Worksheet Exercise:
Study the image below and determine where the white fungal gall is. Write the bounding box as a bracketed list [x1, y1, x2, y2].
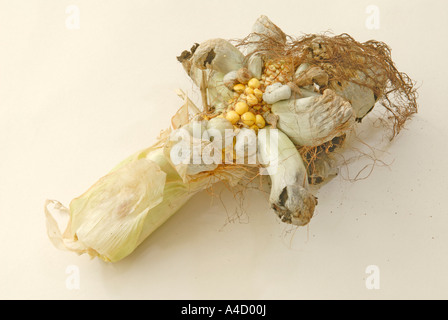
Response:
[247, 15, 287, 55]
[183, 120, 209, 140]
[272, 89, 354, 146]
[294, 63, 310, 78]
[247, 54, 263, 79]
[192, 38, 244, 74]
[223, 71, 239, 89]
[234, 128, 258, 164]
[329, 74, 377, 120]
[257, 128, 316, 226]
[262, 83, 292, 104]
[206, 117, 234, 150]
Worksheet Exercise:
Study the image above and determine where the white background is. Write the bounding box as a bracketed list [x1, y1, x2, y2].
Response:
[1, 0, 447, 299]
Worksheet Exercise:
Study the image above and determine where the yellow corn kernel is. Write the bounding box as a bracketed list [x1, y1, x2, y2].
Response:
[250, 124, 259, 133]
[226, 110, 240, 124]
[241, 112, 256, 126]
[233, 83, 245, 93]
[246, 94, 258, 107]
[234, 101, 249, 115]
[253, 88, 263, 100]
[255, 114, 266, 128]
[262, 105, 270, 112]
[244, 87, 254, 95]
[248, 78, 261, 89]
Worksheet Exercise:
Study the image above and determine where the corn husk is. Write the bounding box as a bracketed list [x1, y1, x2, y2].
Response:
[45, 102, 247, 262]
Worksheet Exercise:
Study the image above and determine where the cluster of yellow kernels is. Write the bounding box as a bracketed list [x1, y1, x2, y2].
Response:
[225, 78, 267, 132]
[261, 59, 293, 87]
[223, 59, 295, 132]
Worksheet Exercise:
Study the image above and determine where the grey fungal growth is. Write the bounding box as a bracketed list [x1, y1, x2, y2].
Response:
[263, 83, 292, 104]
